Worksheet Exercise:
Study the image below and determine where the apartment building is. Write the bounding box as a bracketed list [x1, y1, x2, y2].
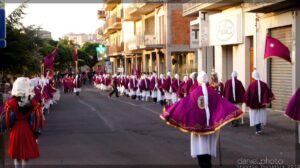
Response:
[183, 0, 300, 112]
[99, 0, 196, 76]
[63, 33, 98, 47]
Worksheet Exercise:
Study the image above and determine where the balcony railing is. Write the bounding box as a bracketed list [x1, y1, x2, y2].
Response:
[103, 15, 122, 35]
[129, 1, 162, 17]
[123, 5, 141, 21]
[182, 1, 202, 16]
[107, 43, 123, 56]
[103, 0, 120, 11]
[144, 35, 157, 45]
[128, 36, 139, 50]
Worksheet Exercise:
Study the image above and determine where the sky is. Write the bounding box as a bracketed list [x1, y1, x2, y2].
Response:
[5, 3, 104, 40]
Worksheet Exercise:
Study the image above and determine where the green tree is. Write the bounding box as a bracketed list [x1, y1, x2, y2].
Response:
[78, 42, 98, 68]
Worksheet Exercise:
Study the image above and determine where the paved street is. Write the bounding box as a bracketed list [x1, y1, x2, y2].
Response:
[5, 85, 297, 167]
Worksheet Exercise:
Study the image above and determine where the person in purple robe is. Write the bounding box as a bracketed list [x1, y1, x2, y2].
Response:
[140, 74, 151, 101]
[244, 70, 274, 135]
[150, 72, 158, 103]
[209, 70, 224, 95]
[116, 75, 121, 94]
[285, 87, 300, 143]
[100, 75, 105, 91]
[124, 75, 130, 97]
[119, 75, 125, 96]
[162, 71, 172, 104]
[224, 71, 245, 127]
[183, 72, 198, 96]
[176, 75, 188, 99]
[161, 71, 244, 168]
[73, 74, 82, 96]
[157, 74, 165, 105]
[129, 75, 138, 99]
[136, 77, 142, 101]
[171, 73, 181, 104]
[62, 75, 68, 93]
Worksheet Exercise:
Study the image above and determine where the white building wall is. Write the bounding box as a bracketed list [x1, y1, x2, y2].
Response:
[211, 6, 256, 87]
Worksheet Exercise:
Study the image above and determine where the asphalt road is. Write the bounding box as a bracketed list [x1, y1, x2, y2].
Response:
[4, 85, 298, 167]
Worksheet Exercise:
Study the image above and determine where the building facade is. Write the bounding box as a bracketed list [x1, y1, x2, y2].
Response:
[183, 1, 300, 112]
[63, 33, 98, 47]
[99, 1, 197, 76]
[39, 30, 52, 40]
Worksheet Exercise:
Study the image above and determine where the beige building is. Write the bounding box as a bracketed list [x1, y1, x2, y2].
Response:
[39, 30, 52, 40]
[183, 1, 300, 112]
[99, 0, 196, 76]
[63, 33, 98, 47]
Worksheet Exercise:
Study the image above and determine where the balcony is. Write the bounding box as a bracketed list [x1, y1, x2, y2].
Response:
[103, 0, 121, 11]
[140, 35, 164, 49]
[108, 43, 124, 56]
[183, 2, 202, 16]
[129, 2, 162, 17]
[128, 36, 139, 50]
[123, 5, 142, 21]
[103, 16, 122, 35]
[182, 0, 243, 15]
[245, 0, 299, 13]
[98, 10, 106, 19]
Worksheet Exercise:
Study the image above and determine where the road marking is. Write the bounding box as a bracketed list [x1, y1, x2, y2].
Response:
[77, 98, 115, 132]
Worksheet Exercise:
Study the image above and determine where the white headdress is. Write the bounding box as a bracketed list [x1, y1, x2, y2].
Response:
[197, 71, 210, 127]
[252, 70, 261, 103]
[12, 77, 32, 107]
[231, 71, 238, 102]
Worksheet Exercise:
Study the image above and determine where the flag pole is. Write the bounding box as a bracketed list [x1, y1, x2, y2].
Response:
[41, 63, 44, 77]
[75, 60, 78, 75]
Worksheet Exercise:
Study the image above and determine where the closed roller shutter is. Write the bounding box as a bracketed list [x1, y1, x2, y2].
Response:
[270, 26, 292, 111]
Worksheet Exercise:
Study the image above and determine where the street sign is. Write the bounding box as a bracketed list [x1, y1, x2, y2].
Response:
[96, 44, 106, 54]
[0, 39, 5, 48]
[0, 9, 5, 48]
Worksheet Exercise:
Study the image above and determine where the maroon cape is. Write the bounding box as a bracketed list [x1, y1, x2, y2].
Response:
[171, 79, 181, 93]
[149, 77, 157, 90]
[285, 88, 300, 121]
[162, 77, 172, 91]
[209, 82, 224, 95]
[161, 86, 243, 134]
[129, 78, 138, 91]
[140, 78, 150, 91]
[224, 78, 245, 104]
[244, 80, 274, 109]
[176, 81, 186, 98]
[157, 79, 164, 94]
[183, 79, 198, 95]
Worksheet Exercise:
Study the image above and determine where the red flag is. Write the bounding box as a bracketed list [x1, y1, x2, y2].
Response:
[43, 47, 58, 70]
[264, 35, 291, 62]
[73, 48, 78, 61]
